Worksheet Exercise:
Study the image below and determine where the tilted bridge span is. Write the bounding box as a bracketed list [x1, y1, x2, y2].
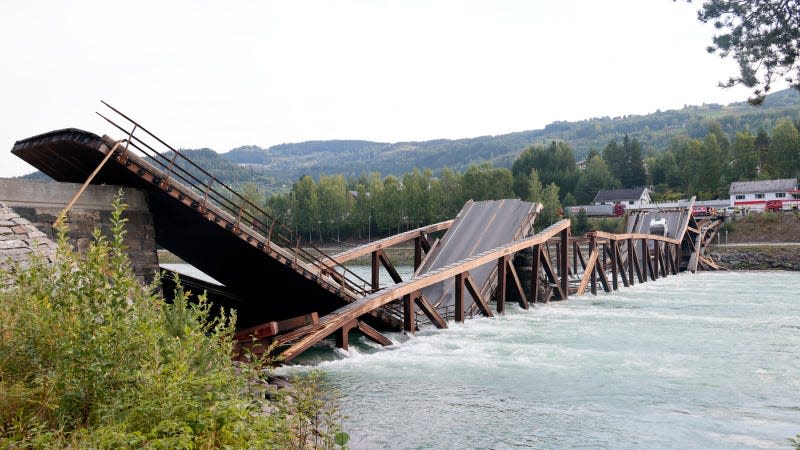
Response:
[10, 103, 724, 363]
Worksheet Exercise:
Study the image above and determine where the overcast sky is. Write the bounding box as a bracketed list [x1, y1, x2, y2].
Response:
[0, 0, 766, 178]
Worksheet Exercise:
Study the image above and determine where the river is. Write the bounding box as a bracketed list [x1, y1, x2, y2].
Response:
[276, 270, 800, 449]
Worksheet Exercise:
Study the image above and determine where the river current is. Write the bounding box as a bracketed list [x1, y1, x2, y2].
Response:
[277, 270, 800, 449]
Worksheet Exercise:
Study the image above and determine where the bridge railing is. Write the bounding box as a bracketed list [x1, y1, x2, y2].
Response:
[96, 102, 374, 297]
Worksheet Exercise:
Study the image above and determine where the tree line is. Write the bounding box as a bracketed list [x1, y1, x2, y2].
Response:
[241, 117, 800, 243]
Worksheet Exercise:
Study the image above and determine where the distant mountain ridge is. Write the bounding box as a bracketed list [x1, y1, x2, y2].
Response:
[21, 88, 800, 192]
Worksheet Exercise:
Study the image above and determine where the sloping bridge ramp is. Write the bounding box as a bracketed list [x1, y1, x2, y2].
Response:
[11, 107, 412, 331]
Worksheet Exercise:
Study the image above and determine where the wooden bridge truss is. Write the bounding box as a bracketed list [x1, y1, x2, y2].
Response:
[10, 102, 724, 365]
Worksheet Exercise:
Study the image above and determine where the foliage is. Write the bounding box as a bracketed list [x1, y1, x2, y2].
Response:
[791, 433, 800, 450]
[689, 0, 800, 104]
[0, 191, 346, 449]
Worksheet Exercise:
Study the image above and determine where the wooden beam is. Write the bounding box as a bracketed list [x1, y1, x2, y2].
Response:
[378, 250, 404, 284]
[626, 238, 634, 285]
[455, 273, 465, 322]
[234, 321, 279, 341]
[415, 293, 448, 329]
[609, 240, 618, 290]
[335, 320, 357, 350]
[356, 320, 393, 346]
[414, 236, 423, 269]
[506, 258, 529, 309]
[630, 239, 643, 283]
[587, 235, 597, 295]
[575, 241, 587, 270]
[532, 244, 541, 302]
[403, 293, 416, 333]
[595, 257, 611, 293]
[614, 241, 630, 288]
[275, 312, 319, 333]
[322, 220, 453, 265]
[575, 249, 598, 296]
[540, 246, 566, 300]
[465, 272, 494, 318]
[496, 256, 507, 313]
[371, 250, 380, 290]
[279, 220, 571, 361]
[560, 228, 569, 300]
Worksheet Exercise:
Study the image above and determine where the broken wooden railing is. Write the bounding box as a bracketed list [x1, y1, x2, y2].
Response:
[276, 219, 572, 362]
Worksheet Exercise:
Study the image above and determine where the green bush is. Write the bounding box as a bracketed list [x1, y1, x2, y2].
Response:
[0, 191, 347, 449]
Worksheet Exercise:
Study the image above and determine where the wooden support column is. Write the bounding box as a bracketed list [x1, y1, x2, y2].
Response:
[403, 293, 415, 333]
[335, 320, 357, 350]
[626, 238, 634, 285]
[506, 258, 529, 309]
[589, 233, 597, 295]
[614, 242, 630, 288]
[640, 238, 649, 282]
[496, 256, 507, 314]
[560, 228, 569, 300]
[668, 244, 678, 275]
[378, 250, 404, 284]
[371, 250, 380, 290]
[540, 246, 565, 300]
[630, 239, 643, 283]
[610, 239, 619, 290]
[356, 321, 392, 346]
[555, 242, 561, 278]
[653, 241, 660, 279]
[464, 273, 494, 317]
[414, 237, 423, 270]
[454, 273, 465, 322]
[572, 241, 578, 275]
[531, 244, 541, 303]
[415, 294, 448, 329]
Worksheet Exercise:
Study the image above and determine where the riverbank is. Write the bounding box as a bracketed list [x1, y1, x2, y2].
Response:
[709, 244, 800, 271]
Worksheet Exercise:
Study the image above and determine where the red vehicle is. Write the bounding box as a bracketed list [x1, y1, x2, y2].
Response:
[692, 206, 717, 217]
[765, 200, 783, 212]
[613, 203, 625, 217]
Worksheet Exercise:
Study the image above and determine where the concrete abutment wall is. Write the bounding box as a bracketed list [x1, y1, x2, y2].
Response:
[0, 178, 159, 283]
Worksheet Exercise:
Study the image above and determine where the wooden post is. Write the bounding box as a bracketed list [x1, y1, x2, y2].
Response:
[371, 250, 380, 290]
[414, 237, 423, 270]
[627, 238, 635, 285]
[572, 240, 578, 275]
[560, 228, 569, 300]
[610, 238, 618, 290]
[640, 238, 648, 283]
[455, 273, 465, 322]
[496, 256, 507, 314]
[531, 244, 541, 303]
[589, 233, 597, 295]
[335, 320, 357, 350]
[403, 293, 415, 333]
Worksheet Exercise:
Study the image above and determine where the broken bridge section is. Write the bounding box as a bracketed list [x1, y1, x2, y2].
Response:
[413, 198, 540, 321]
[11, 107, 394, 330]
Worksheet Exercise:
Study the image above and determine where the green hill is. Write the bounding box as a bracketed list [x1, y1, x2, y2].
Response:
[20, 89, 800, 192]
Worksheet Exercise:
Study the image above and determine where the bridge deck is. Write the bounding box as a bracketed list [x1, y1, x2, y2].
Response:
[12, 127, 380, 329]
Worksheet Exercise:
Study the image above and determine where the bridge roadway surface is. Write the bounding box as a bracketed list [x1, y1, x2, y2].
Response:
[415, 198, 539, 317]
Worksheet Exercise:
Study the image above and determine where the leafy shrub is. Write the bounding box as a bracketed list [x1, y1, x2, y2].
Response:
[0, 191, 346, 449]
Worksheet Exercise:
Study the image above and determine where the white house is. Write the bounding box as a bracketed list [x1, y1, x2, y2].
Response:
[728, 178, 799, 211]
[592, 186, 651, 208]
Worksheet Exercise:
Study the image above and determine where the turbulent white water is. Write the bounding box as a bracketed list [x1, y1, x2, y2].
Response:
[278, 270, 800, 450]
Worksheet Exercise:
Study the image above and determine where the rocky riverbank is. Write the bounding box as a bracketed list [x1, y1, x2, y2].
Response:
[708, 245, 800, 271]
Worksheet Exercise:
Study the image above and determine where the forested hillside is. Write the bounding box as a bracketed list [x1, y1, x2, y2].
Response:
[20, 89, 800, 193]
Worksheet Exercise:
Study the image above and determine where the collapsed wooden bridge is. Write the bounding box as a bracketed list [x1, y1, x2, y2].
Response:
[10, 103, 724, 364]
